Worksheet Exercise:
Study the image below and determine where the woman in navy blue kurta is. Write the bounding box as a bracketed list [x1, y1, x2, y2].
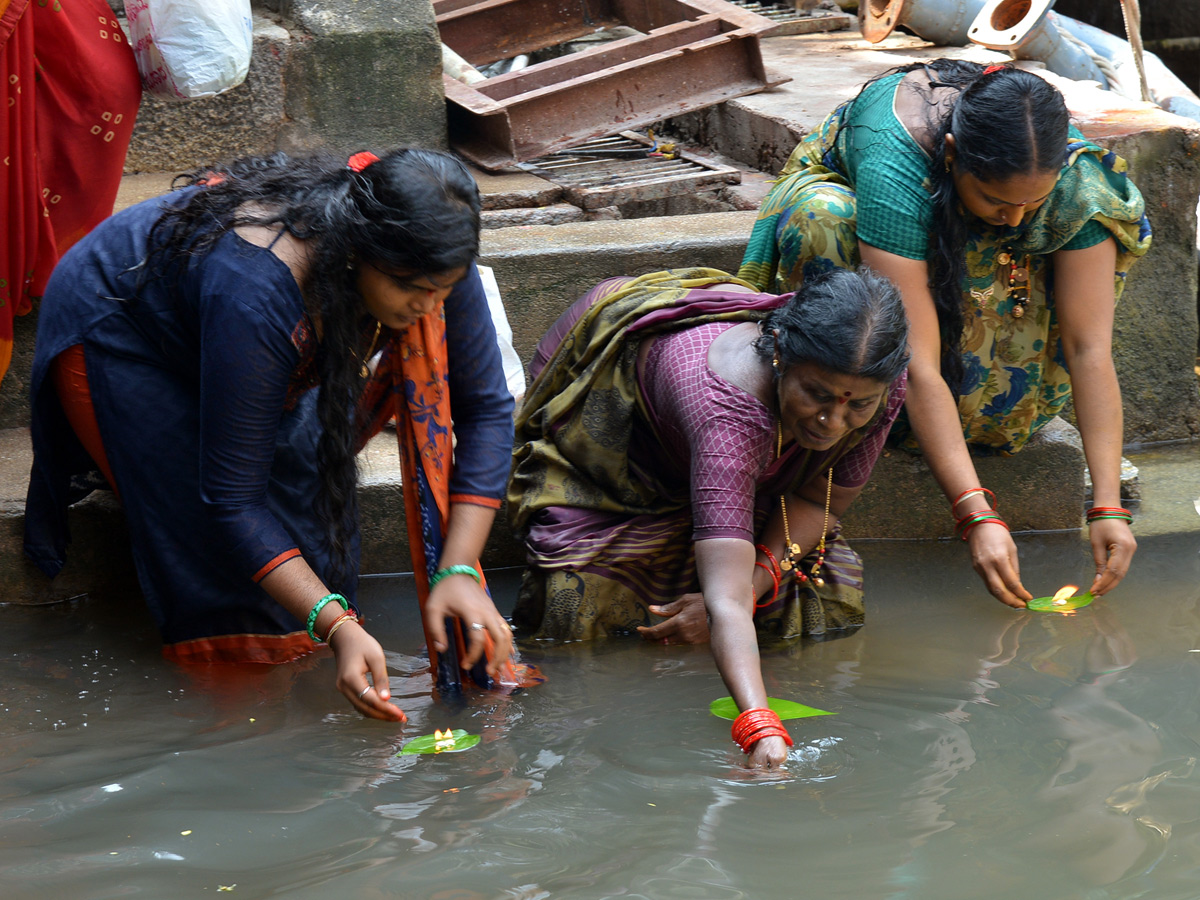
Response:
[25, 148, 515, 721]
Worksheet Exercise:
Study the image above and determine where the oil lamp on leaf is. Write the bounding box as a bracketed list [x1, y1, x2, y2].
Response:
[398, 728, 481, 755]
[433, 728, 457, 752]
[1027, 584, 1095, 613]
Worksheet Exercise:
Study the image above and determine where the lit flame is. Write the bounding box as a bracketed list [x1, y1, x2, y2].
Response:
[433, 728, 457, 752]
[1051, 584, 1079, 606]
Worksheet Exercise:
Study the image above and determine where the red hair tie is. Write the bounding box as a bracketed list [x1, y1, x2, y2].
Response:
[347, 151, 379, 173]
[983, 64, 1005, 74]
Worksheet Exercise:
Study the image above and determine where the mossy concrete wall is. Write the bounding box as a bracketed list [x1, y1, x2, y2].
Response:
[124, 1, 447, 173]
[274, 0, 447, 155]
[1057, 78, 1200, 445]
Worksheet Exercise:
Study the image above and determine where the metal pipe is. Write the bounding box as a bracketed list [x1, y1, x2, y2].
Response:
[441, 42, 487, 85]
[859, 0, 982, 46]
[858, 0, 1105, 83]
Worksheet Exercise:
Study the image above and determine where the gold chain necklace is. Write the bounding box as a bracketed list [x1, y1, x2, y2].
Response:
[358, 319, 382, 378]
[776, 421, 833, 586]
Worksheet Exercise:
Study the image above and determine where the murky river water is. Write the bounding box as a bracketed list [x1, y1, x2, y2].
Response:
[3, 520, 1200, 898]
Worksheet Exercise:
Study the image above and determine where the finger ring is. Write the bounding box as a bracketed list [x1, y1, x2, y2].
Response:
[470, 622, 486, 631]
[357, 685, 373, 699]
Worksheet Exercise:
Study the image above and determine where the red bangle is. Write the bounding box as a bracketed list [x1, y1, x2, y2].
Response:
[755, 544, 782, 581]
[956, 511, 1009, 541]
[753, 561, 780, 609]
[732, 709, 775, 744]
[731, 707, 794, 753]
[954, 508, 1004, 526]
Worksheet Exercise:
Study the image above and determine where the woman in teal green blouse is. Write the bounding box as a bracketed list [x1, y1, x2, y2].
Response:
[738, 59, 1151, 608]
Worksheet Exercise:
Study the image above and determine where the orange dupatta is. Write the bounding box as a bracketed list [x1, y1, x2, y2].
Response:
[373, 306, 495, 692]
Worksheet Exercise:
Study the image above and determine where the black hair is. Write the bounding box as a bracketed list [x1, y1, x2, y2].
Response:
[753, 266, 909, 385]
[147, 148, 482, 588]
[851, 59, 1068, 393]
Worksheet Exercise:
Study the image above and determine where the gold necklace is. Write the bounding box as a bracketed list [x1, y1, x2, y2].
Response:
[776, 421, 833, 586]
[359, 319, 382, 378]
[996, 249, 1031, 318]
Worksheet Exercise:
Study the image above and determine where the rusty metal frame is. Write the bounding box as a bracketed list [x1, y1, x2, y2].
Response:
[435, 0, 789, 170]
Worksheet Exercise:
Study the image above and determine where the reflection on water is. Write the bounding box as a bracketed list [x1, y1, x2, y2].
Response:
[2, 532, 1200, 899]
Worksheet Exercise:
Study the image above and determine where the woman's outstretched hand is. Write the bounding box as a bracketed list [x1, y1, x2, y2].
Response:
[637, 592, 712, 644]
[425, 573, 515, 678]
[329, 621, 407, 722]
[968, 522, 1033, 608]
[1088, 518, 1137, 596]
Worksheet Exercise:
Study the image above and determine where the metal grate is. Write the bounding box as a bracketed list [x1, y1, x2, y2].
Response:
[517, 133, 741, 210]
[728, 1, 853, 36]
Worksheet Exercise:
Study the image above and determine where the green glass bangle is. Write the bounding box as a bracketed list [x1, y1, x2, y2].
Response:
[1087, 514, 1133, 522]
[429, 565, 481, 589]
[307, 593, 349, 642]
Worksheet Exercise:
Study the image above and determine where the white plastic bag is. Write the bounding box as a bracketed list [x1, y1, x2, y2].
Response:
[126, 0, 253, 101]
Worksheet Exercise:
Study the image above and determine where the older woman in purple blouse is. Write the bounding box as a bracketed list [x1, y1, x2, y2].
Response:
[509, 266, 909, 769]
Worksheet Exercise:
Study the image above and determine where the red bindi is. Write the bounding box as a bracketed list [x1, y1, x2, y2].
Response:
[836, 391, 851, 405]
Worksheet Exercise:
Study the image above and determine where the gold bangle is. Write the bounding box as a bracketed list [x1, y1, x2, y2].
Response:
[324, 612, 361, 644]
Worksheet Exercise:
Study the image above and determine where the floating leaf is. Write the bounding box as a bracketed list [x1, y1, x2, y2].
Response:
[398, 729, 481, 755]
[709, 696, 834, 721]
[1028, 591, 1095, 612]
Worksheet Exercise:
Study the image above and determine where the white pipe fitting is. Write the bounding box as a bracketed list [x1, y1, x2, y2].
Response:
[969, 0, 1108, 85]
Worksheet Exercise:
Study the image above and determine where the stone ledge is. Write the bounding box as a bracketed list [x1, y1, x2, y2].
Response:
[0, 413, 1087, 604]
[844, 417, 1086, 539]
[480, 211, 761, 366]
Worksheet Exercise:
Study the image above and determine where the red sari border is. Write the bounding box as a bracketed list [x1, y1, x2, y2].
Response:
[163, 630, 321, 665]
